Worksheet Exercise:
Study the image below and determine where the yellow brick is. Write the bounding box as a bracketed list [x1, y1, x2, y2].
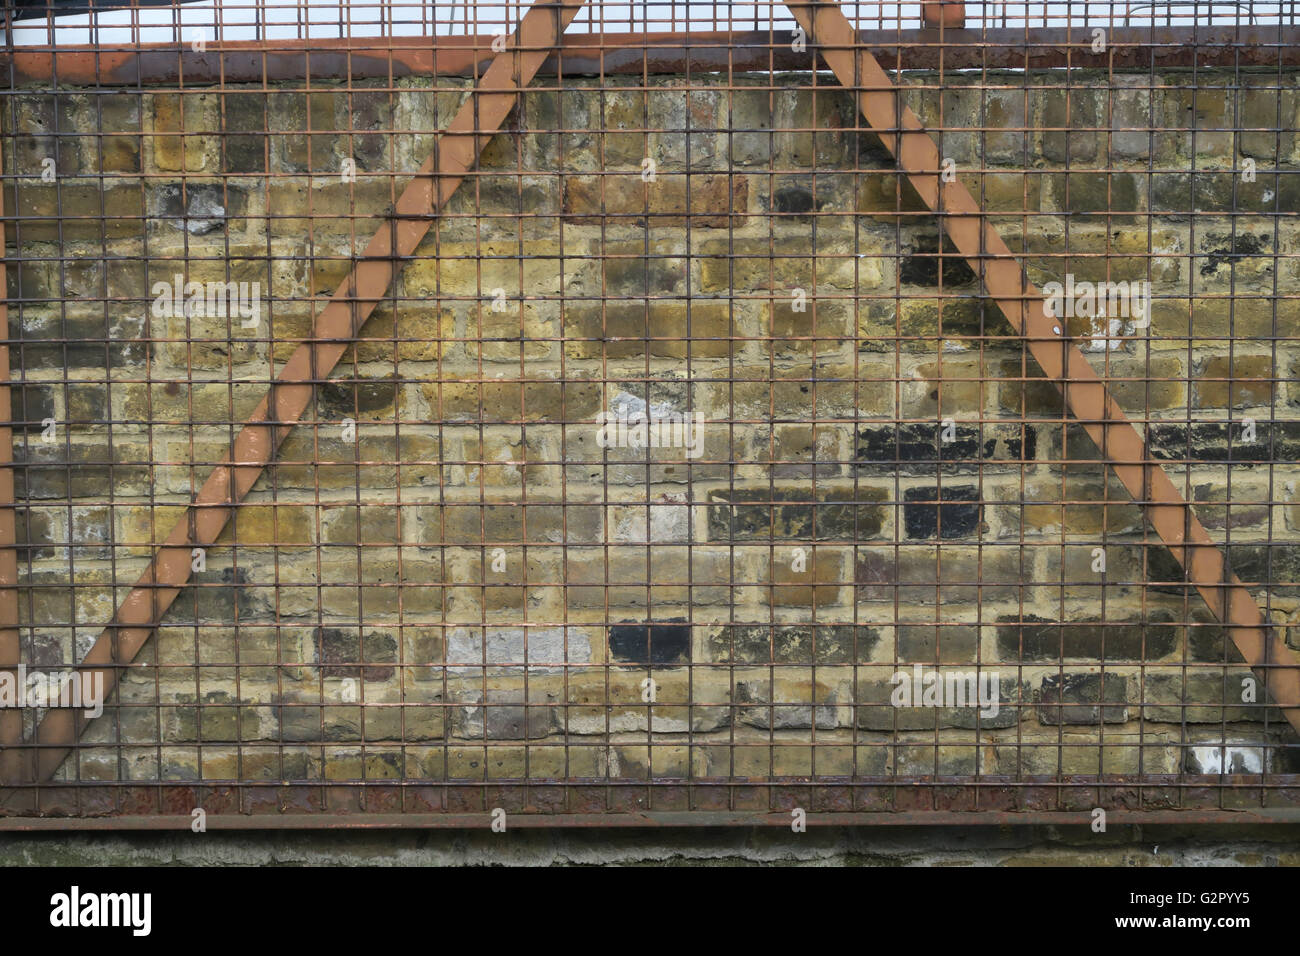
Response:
[215, 505, 315, 546]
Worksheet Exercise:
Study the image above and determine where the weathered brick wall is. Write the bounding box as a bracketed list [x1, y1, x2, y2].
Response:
[5, 68, 1300, 792]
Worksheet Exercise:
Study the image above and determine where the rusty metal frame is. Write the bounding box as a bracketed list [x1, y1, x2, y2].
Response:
[2, 0, 1299, 820]
[2, 771, 1299, 827]
[7, 25, 1300, 86]
[1, 807, 1299, 830]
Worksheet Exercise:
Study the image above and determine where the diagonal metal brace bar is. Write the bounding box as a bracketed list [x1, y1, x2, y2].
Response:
[6, 0, 590, 789]
[787, 0, 1300, 734]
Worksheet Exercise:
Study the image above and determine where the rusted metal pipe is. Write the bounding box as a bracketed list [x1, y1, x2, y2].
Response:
[5, 26, 1300, 87]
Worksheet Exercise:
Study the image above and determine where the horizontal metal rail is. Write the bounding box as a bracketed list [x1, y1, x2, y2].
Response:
[7, 26, 1300, 86]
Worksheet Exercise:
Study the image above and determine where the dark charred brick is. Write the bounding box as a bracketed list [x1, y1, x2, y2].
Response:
[349, 132, 388, 172]
[1051, 422, 1103, 461]
[313, 626, 397, 681]
[856, 422, 1035, 475]
[853, 550, 894, 602]
[351, 88, 391, 130]
[996, 612, 1179, 661]
[1192, 480, 1273, 530]
[66, 384, 107, 424]
[223, 92, 267, 132]
[773, 185, 818, 215]
[735, 680, 838, 730]
[706, 623, 878, 664]
[14, 442, 150, 500]
[224, 134, 265, 173]
[162, 566, 274, 625]
[1147, 421, 1298, 463]
[1037, 673, 1128, 725]
[1144, 544, 1189, 592]
[1063, 171, 1139, 216]
[16, 507, 56, 562]
[1227, 543, 1300, 587]
[707, 487, 887, 541]
[949, 677, 1025, 729]
[10, 383, 55, 431]
[1149, 171, 1240, 216]
[1052, 421, 1241, 465]
[1144, 671, 1271, 723]
[276, 702, 361, 743]
[220, 96, 269, 172]
[602, 252, 685, 294]
[899, 234, 978, 287]
[317, 376, 398, 419]
[902, 485, 981, 539]
[608, 620, 690, 665]
[1186, 613, 1234, 663]
[28, 629, 67, 667]
[897, 624, 979, 663]
[1198, 232, 1272, 276]
[11, 312, 147, 371]
[152, 182, 249, 236]
[855, 674, 1024, 730]
[1275, 744, 1300, 774]
[348, 89, 393, 170]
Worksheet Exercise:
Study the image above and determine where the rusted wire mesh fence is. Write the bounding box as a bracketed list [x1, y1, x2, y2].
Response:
[2, 0, 1299, 825]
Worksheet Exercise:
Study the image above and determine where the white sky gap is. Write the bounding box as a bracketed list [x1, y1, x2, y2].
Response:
[4, 1, 1288, 48]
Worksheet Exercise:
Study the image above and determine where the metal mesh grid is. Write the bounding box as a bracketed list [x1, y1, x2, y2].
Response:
[1, 0, 1299, 825]
[6, 1, 1300, 40]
